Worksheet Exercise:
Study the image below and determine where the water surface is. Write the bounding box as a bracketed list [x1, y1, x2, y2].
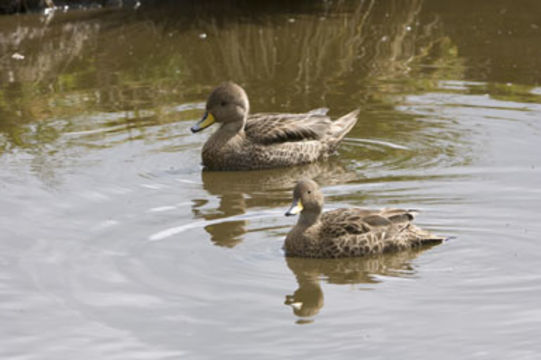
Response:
[1, 1, 541, 359]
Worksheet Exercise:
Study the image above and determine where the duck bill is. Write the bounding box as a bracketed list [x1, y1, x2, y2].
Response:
[285, 199, 303, 217]
[191, 112, 215, 133]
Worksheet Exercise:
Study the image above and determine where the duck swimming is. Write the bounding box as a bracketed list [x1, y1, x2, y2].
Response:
[284, 179, 445, 258]
[191, 82, 359, 171]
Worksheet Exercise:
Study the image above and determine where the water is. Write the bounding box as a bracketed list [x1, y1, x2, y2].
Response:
[1, 1, 541, 358]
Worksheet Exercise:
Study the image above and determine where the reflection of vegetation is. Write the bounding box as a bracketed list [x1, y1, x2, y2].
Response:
[0, 0, 468, 154]
[9, 0, 529, 188]
[0, 0, 134, 14]
[170, 0, 450, 111]
[483, 82, 541, 104]
[285, 244, 438, 321]
[423, 0, 541, 84]
[2, 0, 541, 156]
[388, 36, 467, 94]
[0, 10, 192, 156]
[7, 0, 538, 188]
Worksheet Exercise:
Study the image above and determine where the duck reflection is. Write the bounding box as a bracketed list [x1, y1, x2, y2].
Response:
[192, 161, 357, 247]
[199, 199, 247, 248]
[284, 244, 438, 321]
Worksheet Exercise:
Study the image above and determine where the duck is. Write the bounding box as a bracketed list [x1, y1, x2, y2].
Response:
[191, 82, 359, 171]
[283, 179, 445, 258]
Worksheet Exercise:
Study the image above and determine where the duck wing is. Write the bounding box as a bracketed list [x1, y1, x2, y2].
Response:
[245, 113, 332, 145]
[320, 209, 377, 236]
[320, 208, 417, 236]
[378, 208, 417, 225]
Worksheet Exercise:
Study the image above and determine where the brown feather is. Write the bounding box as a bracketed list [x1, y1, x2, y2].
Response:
[195, 83, 359, 170]
[245, 113, 332, 144]
[284, 181, 445, 258]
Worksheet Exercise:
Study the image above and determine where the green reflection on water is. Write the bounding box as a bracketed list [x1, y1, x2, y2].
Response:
[2, 0, 540, 156]
[0, 1, 465, 152]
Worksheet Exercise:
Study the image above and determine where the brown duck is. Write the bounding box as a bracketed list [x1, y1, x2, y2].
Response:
[284, 179, 445, 258]
[191, 82, 359, 171]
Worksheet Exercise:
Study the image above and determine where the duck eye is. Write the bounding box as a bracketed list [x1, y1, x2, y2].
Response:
[307, 190, 312, 194]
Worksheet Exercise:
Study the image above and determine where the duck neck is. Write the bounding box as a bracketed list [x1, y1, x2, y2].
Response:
[205, 120, 246, 153]
[297, 210, 321, 228]
[218, 117, 246, 138]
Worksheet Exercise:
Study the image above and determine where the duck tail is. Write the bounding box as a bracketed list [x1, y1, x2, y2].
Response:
[329, 109, 360, 148]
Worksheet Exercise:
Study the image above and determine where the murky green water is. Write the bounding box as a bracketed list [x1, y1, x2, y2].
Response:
[1, 1, 541, 358]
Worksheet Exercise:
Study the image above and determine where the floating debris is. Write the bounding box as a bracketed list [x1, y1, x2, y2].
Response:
[11, 53, 24, 60]
[199, 33, 207, 39]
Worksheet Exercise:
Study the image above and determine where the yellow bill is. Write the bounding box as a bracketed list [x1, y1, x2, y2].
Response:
[191, 112, 215, 133]
[285, 198, 303, 216]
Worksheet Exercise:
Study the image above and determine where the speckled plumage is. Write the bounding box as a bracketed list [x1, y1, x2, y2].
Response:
[284, 180, 444, 258]
[191, 82, 359, 171]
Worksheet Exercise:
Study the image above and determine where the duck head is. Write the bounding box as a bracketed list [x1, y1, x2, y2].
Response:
[285, 179, 324, 223]
[191, 82, 250, 133]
